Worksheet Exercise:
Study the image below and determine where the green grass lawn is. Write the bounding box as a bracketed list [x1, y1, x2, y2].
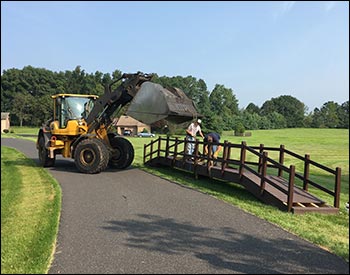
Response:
[1, 147, 61, 274]
[1, 127, 349, 273]
[6, 126, 39, 135]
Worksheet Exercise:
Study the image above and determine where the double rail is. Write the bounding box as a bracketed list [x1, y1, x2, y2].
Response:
[144, 136, 341, 213]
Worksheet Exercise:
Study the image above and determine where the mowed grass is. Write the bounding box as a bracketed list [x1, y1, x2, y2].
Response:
[6, 126, 39, 135]
[1, 147, 61, 274]
[1, 127, 349, 265]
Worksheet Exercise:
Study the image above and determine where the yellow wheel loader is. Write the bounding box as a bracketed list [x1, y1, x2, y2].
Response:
[36, 72, 200, 174]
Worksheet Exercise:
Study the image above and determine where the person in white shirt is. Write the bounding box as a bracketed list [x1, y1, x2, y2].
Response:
[185, 118, 204, 157]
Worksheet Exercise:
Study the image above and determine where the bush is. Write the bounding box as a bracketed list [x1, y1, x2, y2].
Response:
[234, 122, 245, 135]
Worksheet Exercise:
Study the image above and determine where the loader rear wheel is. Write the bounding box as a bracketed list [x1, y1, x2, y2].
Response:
[108, 134, 134, 169]
[74, 138, 109, 174]
[38, 135, 55, 167]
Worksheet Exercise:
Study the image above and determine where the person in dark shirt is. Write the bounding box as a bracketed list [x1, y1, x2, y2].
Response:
[203, 132, 222, 160]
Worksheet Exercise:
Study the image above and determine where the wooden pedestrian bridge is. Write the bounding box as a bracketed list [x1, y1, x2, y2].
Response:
[143, 136, 342, 214]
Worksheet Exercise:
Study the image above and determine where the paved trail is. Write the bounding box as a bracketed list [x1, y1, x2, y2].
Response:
[2, 138, 349, 274]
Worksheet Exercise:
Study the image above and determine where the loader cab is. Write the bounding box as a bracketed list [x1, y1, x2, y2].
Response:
[52, 94, 98, 129]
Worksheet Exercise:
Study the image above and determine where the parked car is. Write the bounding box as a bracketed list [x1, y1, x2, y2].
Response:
[123, 130, 132, 136]
[137, 132, 155, 137]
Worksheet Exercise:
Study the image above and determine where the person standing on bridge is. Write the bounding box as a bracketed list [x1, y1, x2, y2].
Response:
[203, 132, 222, 165]
[185, 118, 204, 157]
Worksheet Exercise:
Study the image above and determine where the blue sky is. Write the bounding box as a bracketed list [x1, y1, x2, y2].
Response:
[1, 1, 349, 111]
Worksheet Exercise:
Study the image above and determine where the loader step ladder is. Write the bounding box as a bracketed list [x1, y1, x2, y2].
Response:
[143, 137, 341, 214]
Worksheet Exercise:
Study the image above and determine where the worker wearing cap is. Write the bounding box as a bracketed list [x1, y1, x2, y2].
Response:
[185, 118, 204, 157]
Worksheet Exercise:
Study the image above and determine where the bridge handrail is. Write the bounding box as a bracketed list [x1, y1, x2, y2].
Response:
[143, 136, 341, 209]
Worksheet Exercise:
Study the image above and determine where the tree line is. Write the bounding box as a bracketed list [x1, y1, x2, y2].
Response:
[1, 65, 348, 133]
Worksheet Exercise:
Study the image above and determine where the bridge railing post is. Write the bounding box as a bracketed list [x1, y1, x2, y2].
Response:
[258, 143, 264, 173]
[303, 154, 310, 191]
[278, 145, 285, 177]
[165, 136, 170, 158]
[239, 141, 247, 178]
[150, 142, 154, 161]
[172, 137, 178, 167]
[334, 167, 341, 208]
[221, 141, 229, 174]
[183, 136, 188, 161]
[194, 139, 199, 179]
[260, 152, 268, 194]
[194, 139, 199, 159]
[157, 138, 161, 158]
[287, 165, 295, 212]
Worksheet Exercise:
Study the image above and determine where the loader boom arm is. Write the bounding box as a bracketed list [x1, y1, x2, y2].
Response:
[85, 71, 201, 133]
[85, 72, 153, 133]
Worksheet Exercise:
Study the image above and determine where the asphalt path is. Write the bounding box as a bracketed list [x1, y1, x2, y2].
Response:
[2, 138, 349, 274]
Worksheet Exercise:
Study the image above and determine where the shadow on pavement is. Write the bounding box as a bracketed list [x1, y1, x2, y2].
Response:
[101, 213, 349, 274]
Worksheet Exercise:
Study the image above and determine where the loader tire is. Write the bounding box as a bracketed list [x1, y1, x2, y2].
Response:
[108, 134, 134, 169]
[74, 138, 109, 174]
[38, 135, 55, 167]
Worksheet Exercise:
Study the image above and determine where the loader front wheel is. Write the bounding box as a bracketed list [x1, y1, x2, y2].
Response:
[38, 135, 55, 167]
[108, 134, 134, 169]
[74, 138, 109, 174]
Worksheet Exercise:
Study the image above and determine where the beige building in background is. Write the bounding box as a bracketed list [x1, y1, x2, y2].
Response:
[114, 115, 150, 136]
[1, 112, 10, 133]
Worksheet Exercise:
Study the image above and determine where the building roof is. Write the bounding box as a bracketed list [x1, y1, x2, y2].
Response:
[115, 115, 149, 127]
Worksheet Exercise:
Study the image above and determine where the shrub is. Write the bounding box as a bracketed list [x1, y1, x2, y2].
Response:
[234, 122, 245, 135]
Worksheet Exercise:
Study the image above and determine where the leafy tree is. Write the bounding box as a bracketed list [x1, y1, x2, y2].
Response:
[245, 103, 260, 114]
[11, 92, 34, 126]
[196, 81, 213, 133]
[234, 122, 245, 135]
[241, 111, 261, 130]
[261, 95, 305, 128]
[258, 116, 272, 129]
[320, 101, 340, 128]
[266, 111, 287, 129]
[65, 65, 86, 94]
[3, 65, 346, 131]
[102, 73, 112, 87]
[209, 84, 239, 130]
[303, 112, 313, 128]
[112, 69, 123, 80]
[337, 101, 349, 129]
[310, 108, 323, 128]
[30, 95, 52, 126]
[204, 114, 224, 134]
[93, 71, 106, 95]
